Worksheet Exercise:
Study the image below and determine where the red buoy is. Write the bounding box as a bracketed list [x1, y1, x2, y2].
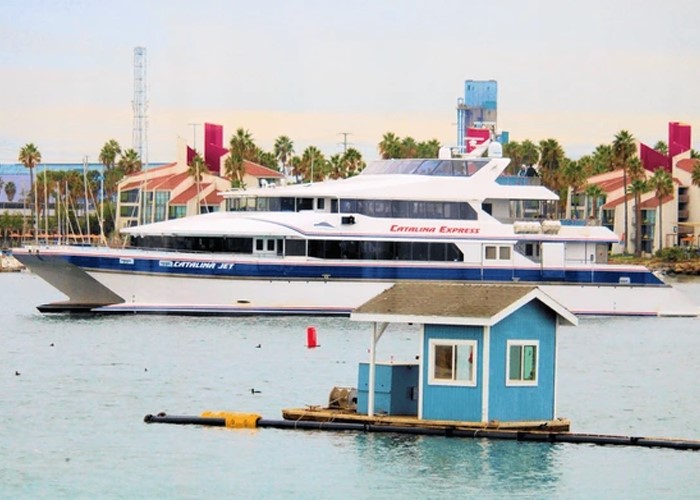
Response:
[306, 326, 318, 348]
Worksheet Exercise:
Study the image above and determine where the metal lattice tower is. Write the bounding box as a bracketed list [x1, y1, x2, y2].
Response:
[132, 47, 148, 169]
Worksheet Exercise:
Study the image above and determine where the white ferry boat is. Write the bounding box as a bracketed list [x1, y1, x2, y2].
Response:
[13, 145, 699, 317]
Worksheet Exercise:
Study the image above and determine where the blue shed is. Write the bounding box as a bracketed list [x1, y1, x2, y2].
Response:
[350, 283, 578, 424]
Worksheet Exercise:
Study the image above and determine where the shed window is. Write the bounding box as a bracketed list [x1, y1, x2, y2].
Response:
[506, 340, 538, 386]
[428, 340, 477, 386]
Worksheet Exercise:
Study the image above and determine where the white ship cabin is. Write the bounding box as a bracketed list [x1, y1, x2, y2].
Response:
[125, 154, 615, 268]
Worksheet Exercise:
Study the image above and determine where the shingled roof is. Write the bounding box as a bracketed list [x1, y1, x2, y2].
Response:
[351, 282, 577, 326]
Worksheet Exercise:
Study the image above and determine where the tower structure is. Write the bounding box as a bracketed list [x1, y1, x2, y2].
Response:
[132, 47, 148, 169]
[456, 80, 498, 151]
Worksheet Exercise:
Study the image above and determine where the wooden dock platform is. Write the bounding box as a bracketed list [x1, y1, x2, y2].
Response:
[281, 407, 572, 432]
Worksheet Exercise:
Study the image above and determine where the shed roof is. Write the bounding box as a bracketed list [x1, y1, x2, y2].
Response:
[351, 282, 578, 326]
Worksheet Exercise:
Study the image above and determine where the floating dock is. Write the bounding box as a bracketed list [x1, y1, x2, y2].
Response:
[144, 410, 700, 451]
[281, 407, 571, 432]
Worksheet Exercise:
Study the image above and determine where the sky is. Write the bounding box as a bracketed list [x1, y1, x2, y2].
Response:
[2, 0, 700, 165]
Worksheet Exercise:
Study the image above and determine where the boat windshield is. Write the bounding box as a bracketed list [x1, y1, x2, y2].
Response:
[361, 158, 490, 177]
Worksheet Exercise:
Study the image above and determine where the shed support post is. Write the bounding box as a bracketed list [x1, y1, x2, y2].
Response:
[368, 322, 388, 418]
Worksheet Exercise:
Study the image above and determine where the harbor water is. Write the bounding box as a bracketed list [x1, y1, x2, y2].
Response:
[2, 271, 700, 498]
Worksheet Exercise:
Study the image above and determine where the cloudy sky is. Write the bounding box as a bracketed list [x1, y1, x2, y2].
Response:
[2, 0, 699, 164]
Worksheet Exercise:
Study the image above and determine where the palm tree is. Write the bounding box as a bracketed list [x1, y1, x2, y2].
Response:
[378, 132, 401, 159]
[520, 140, 540, 168]
[118, 148, 142, 175]
[226, 128, 257, 188]
[653, 141, 668, 155]
[612, 130, 636, 254]
[18, 143, 42, 238]
[416, 139, 441, 158]
[538, 138, 566, 193]
[400, 137, 418, 158]
[591, 144, 614, 174]
[328, 154, 344, 180]
[502, 141, 523, 175]
[648, 167, 673, 252]
[691, 160, 700, 187]
[255, 148, 278, 170]
[5, 181, 16, 202]
[628, 157, 648, 257]
[584, 183, 605, 222]
[562, 158, 588, 219]
[342, 148, 365, 177]
[299, 146, 327, 182]
[273, 135, 294, 175]
[188, 154, 208, 213]
[99, 139, 122, 199]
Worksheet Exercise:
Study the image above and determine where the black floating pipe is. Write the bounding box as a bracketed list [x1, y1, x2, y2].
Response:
[144, 414, 226, 427]
[144, 414, 700, 451]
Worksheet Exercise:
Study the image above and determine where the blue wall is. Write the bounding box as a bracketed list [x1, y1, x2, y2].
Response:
[488, 301, 556, 421]
[422, 324, 483, 421]
[420, 300, 557, 423]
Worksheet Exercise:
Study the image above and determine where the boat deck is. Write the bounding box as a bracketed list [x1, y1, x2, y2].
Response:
[281, 406, 571, 432]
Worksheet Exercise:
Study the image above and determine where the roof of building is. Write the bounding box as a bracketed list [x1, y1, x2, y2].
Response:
[351, 282, 577, 326]
[169, 184, 205, 205]
[677, 158, 699, 173]
[639, 194, 674, 209]
[601, 194, 628, 209]
[201, 188, 224, 205]
[243, 160, 284, 179]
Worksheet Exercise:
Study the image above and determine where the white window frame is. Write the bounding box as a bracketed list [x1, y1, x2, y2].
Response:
[506, 340, 539, 387]
[428, 339, 477, 387]
[484, 245, 512, 261]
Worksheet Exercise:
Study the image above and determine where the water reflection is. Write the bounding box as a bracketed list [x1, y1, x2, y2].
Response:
[352, 432, 560, 495]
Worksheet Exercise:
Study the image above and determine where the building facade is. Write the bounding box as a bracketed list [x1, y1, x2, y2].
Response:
[581, 122, 700, 254]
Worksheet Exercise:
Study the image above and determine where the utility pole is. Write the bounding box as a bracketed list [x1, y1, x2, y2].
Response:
[338, 132, 352, 153]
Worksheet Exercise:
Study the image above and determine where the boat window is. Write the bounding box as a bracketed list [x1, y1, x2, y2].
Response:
[499, 246, 511, 260]
[395, 241, 412, 260]
[460, 203, 477, 220]
[297, 198, 313, 211]
[256, 239, 264, 251]
[372, 200, 392, 217]
[414, 160, 441, 175]
[425, 202, 444, 219]
[485, 246, 497, 260]
[268, 198, 281, 211]
[280, 197, 295, 212]
[340, 199, 357, 213]
[391, 200, 410, 218]
[507, 341, 538, 386]
[285, 239, 306, 256]
[451, 160, 468, 177]
[409, 202, 426, 219]
[412, 242, 429, 261]
[428, 243, 446, 261]
[431, 160, 454, 176]
[223, 237, 253, 253]
[394, 160, 420, 174]
[485, 245, 511, 261]
[317, 198, 325, 210]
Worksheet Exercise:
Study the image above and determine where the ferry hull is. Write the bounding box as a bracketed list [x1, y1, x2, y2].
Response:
[13, 247, 699, 317]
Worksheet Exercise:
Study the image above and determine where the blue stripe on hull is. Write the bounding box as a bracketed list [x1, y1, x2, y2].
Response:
[64, 254, 663, 286]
